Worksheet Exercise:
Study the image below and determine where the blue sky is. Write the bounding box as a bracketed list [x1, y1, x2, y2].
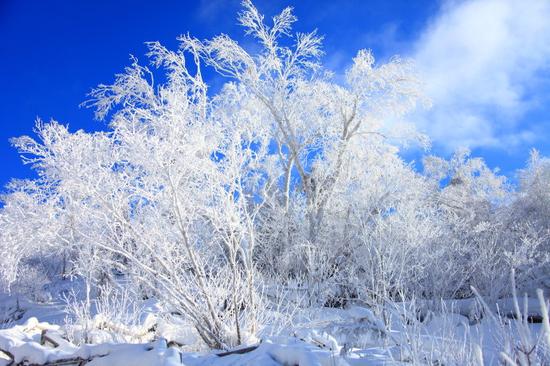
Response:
[1, 0, 549, 190]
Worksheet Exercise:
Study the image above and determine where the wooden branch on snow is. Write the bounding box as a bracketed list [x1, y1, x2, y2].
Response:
[40, 330, 60, 348]
[503, 312, 544, 323]
[0, 336, 180, 366]
[167, 340, 185, 348]
[0, 348, 15, 366]
[216, 344, 259, 357]
[0, 307, 25, 325]
[0, 348, 110, 366]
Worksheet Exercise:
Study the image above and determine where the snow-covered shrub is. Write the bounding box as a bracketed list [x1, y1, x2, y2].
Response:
[63, 283, 152, 345]
[471, 274, 550, 365]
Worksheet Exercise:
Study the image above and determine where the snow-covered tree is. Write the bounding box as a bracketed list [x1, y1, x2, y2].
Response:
[1, 0, 549, 353]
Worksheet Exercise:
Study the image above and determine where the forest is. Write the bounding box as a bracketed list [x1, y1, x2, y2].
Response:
[0, 1, 549, 365]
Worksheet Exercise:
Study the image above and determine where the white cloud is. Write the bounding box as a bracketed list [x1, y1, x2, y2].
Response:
[412, 0, 550, 151]
[196, 0, 229, 23]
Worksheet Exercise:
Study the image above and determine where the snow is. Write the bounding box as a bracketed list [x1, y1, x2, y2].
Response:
[1, 294, 548, 365]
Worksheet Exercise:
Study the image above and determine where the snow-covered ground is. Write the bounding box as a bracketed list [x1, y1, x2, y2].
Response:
[0, 289, 548, 365]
